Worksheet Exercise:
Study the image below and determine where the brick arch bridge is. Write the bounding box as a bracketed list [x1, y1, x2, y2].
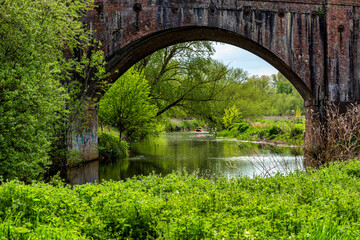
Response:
[74, 0, 360, 164]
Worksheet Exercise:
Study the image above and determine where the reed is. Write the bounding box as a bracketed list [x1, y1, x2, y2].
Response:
[305, 102, 360, 168]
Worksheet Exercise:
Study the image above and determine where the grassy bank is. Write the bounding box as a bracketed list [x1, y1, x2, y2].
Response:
[164, 118, 204, 132]
[1, 160, 360, 239]
[98, 126, 129, 161]
[218, 118, 304, 145]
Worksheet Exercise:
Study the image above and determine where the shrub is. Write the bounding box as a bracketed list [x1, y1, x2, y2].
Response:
[290, 126, 304, 138]
[232, 122, 250, 133]
[181, 120, 192, 130]
[268, 125, 282, 136]
[218, 118, 305, 144]
[222, 106, 242, 128]
[98, 133, 129, 160]
[257, 129, 269, 139]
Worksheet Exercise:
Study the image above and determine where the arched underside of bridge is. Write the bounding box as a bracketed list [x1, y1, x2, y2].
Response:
[105, 26, 314, 101]
[71, 0, 360, 165]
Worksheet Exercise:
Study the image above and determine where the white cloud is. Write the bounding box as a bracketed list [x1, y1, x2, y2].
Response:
[212, 43, 278, 76]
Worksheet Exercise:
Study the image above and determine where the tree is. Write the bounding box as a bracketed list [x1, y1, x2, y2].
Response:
[269, 73, 304, 115]
[0, 0, 106, 181]
[276, 81, 293, 94]
[223, 75, 274, 118]
[98, 70, 158, 140]
[271, 72, 288, 89]
[135, 42, 246, 119]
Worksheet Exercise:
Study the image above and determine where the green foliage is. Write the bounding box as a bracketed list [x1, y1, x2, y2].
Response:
[2, 161, 360, 239]
[215, 73, 304, 120]
[222, 106, 242, 128]
[136, 42, 246, 121]
[180, 120, 197, 130]
[163, 119, 200, 132]
[0, 0, 105, 181]
[268, 73, 304, 116]
[295, 106, 302, 118]
[129, 42, 304, 131]
[98, 133, 129, 160]
[291, 125, 304, 138]
[268, 126, 283, 139]
[98, 69, 158, 140]
[218, 118, 305, 144]
[276, 81, 293, 94]
[230, 122, 250, 134]
[267, 91, 304, 116]
[224, 75, 273, 118]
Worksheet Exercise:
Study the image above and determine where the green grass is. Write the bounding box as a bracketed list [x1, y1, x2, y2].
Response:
[2, 160, 360, 239]
[218, 118, 305, 145]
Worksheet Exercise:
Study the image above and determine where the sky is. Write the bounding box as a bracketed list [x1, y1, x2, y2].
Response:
[212, 42, 278, 77]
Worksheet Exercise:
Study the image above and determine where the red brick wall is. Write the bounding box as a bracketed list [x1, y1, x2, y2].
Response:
[85, 0, 360, 104]
[78, 0, 360, 162]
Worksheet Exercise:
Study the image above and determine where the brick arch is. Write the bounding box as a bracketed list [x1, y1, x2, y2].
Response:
[86, 0, 333, 103]
[74, 1, 360, 163]
[87, 0, 360, 105]
[105, 26, 314, 100]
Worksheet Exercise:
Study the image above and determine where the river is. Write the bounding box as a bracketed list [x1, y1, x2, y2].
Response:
[67, 131, 303, 184]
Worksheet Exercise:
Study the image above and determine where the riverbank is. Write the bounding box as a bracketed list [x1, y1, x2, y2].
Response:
[1, 160, 360, 239]
[217, 118, 304, 145]
[98, 127, 129, 161]
[165, 118, 204, 132]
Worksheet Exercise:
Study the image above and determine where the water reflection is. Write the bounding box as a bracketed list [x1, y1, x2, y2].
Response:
[99, 132, 303, 182]
[67, 160, 99, 185]
[66, 132, 303, 184]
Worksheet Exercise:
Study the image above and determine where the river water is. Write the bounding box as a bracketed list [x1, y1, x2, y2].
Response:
[67, 132, 303, 185]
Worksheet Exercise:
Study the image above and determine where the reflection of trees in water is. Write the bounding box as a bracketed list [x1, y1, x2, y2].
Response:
[67, 161, 100, 185]
[97, 133, 305, 182]
[238, 142, 304, 156]
[68, 134, 305, 184]
[290, 147, 303, 156]
[265, 145, 303, 156]
[237, 142, 303, 156]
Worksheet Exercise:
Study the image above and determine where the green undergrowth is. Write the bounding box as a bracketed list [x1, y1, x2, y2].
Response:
[218, 118, 304, 145]
[165, 119, 204, 132]
[98, 131, 129, 161]
[2, 161, 360, 239]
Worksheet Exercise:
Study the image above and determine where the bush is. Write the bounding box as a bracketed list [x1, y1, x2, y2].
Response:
[257, 129, 269, 139]
[268, 126, 283, 139]
[290, 126, 304, 138]
[217, 118, 305, 144]
[222, 106, 242, 128]
[230, 122, 250, 133]
[268, 125, 282, 136]
[98, 133, 129, 160]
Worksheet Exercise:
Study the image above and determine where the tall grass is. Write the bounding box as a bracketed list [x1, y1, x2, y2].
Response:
[305, 103, 360, 167]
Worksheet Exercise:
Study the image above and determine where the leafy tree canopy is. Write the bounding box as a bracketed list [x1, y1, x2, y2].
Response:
[135, 42, 247, 119]
[98, 70, 158, 140]
[0, 0, 105, 181]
